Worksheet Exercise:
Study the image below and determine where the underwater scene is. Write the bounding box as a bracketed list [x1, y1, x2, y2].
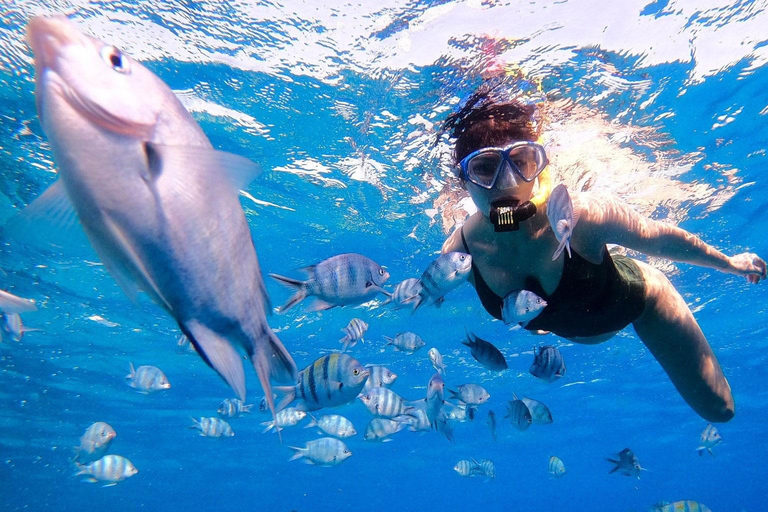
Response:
[1, 1, 767, 511]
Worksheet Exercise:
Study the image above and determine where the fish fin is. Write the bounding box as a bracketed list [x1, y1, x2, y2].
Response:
[101, 482, 117, 488]
[447, 389, 458, 400]
[409, 294, 425, 312]
[299, 265, 316, 275]
[304, 415, 317, 429]
[288, 446, 306, 462]
[260, 422, 274, 434]
[468, 407, 476, 421]
[240, 404, 253, 414]
[708, 448, 715, 457]
[0, 290, 37, 314]
[126, 362, 135, 380]
[269, 273, 307, 313]
[250, 328, 298, 443]
[3, 180, 92, 256]
[306, 298, 334, 313]
[366, 284, 391, 297]
[189, 417, 200, 429]
[273, 386, 297, 413]
[180, 320, 246, 401]
[551, 236, 568, 261]
[83, 477, 98, 484]
[608, 466, 619, 474]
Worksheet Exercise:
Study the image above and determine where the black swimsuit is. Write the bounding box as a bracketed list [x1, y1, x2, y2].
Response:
[460, 227, 647, 338]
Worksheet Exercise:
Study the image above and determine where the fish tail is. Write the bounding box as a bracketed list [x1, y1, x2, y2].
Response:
[408, 294, 425, 313]
[125, 362, 135, 380]
[189, 417, 200, 429]
[303, 414, 317, 429]
[269, 273, 307, 314]
[260, 421, 274, 434]
[251, 329, 298, 444]
[383, 336, 394, 345]
[273, 386, 297, 413]
[73, 462, 85, 477]
[240, 404, 253, 414]
[288, 446, 306, 462]
[447, 389, 458, 400]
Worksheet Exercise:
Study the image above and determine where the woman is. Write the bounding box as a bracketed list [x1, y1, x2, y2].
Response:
[441, 93, 766, 422]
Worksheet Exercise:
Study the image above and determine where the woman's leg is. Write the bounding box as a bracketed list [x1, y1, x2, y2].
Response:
[631, 260, 734, 422]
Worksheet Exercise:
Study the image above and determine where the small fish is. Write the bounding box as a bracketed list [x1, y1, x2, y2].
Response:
[304, 414, 356, 438]
[606, 448, 647, 479]
[258, 395, 276, 414]
[275, 354, 370, 412]
[462, 332, 508, 371]
[529, 345, 566, 383]
[359, 387, 412, 418]
[487, 411, 497, 441]
[261, 407, 307, 433]
[339, 318, 368, 353]
[363, 365, 397, 392]
[288, 437, 352, 466]
[505, 397, 532, 431]
[501, 290, 547, 326]
[547, 183, 580, 260]
[652, 500, 712, 512]
[176, 334, 196, 353]
[407, 252, 472, 310]
[476, 459, 495, 479]
[217, 398, 253, 418]
[425, 373, 445, 427]
[383, 332, 425, 354]
[363, 418, 406, 442]
[442, 401, 474, 423]
[75, 455, 137, 486]
[0, 289, 37, 314]
[76, 422, 116, 461]
[1, 313, 41, 342]
[403, 404, 431, 432]
[447, 384, 490, 406]
[382, 278, 422, 309]
[697, 424, 722, 457]
[270, 253, 390, 313]
[428, 348, 446, 375]
[453, 459, 480, 477]
[548, 456, 566, 478]
[521, 397, 553, 424]
[190, 417, 234, 437]
[125, 363, 170, 392]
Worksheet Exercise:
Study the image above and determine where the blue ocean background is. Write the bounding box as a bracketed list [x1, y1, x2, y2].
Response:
[1, 1, 767, 510]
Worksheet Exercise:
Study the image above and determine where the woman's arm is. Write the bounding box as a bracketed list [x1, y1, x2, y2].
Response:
[573, 193, 766, 282]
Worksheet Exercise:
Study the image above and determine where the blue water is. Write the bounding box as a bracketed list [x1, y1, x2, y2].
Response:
[1, 1, 767, 511]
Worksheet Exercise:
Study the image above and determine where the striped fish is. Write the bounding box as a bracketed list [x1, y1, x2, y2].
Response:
[521, 397, 553, 424]
[289, 437, 352, 466]
[653, 501, 712, 512]
[505, 397, 532, 431]
[428, 348, 446, 375]
[547, 184, 580, 260]
[383, 332, 425, 354]
[447, 383, 490, 406]
[442, 401, 474, 422]
[363, 418, 406, 442]
[462, 332, 508, 371]
[305, 414, 356, 438]
[261, 407, 307, 433]
[529, 345, 566, 382]
[270, 253, 390, 313]
[407, 252, 472, 311]
[339, 318, 368, 353]
[548, 456, 566, 477]
[359, 387, 412, 418]
[453, 459, 480, 477]
[75, 455, 138, 486]
[697, 424, 722, 456]
[382, 278, 422, 309]
[363, 365, 397, 392]
[125, 363, 170, 392]
[190, 417, 234, 437]
[403, 403, 431, 432]
[476, 459, 495, 479]
[501, 289, 547, 326]
[75, 422, 116, 462]
[217, 398, 253, 418]
[275, 354, 370, 412]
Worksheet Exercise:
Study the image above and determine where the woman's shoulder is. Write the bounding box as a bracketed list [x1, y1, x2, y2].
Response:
[441, 214, 479, 254]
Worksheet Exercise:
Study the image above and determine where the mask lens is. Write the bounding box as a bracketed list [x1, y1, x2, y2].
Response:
[467, 152, 502, 187]
[507, 145, 544, 181]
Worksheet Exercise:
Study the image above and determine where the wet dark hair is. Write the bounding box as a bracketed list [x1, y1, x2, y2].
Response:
[440, 82, 541, 165]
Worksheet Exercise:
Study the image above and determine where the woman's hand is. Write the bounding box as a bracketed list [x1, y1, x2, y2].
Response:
[728, 252, 767, 283]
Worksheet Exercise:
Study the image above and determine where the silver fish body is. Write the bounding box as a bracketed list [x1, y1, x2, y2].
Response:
[339, 318, 368, 352]
[0, 289, 37, 314]
[547, 184, 579, 260]
[23, 16, 297, 406]
[277, 354, 369, 412]
[606, 448, 646, 478]
[403, 404, 431, 432]
[385, 278, 422, 309]
[476, 459, 495, 479]
[363, 418, 406, 442]
[75, 455, 137, 485]
[289, 437, 352, 466]
[529, 345, 566, 382]
[125, 363, 170, 392]
[462, 332, 508, 371]
[384, 332, 425, 354]
[359, 387, 411, 418]
[261, 407, 307, 433]
[425, 373, 445, 426]
[409, 252, 472, 310]
[697, 424, 722, 456]
[447, 383, 490, 406]
[363, 365, 397, 392]
[653, 501, 712, 512]
[271, 253, 390, 313]
[453, 459, 480, 477]
[548, 456, 566, 477]
[502, 290, 547, 326]
[442, 401, 473, 423]
[521, 397, 553, 424]
[217, 398, 253, 418]
[428, 347, 446, 375]
[191, 417, 234, 437]
[505, 399, 532, 431]
[76, 422, 116, 461]
[305, 414, 356, 438]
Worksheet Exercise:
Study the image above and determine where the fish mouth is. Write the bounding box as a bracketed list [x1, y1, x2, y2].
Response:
[26, 16, 85, 77]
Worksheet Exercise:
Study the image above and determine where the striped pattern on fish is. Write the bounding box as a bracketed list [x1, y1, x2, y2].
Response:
[462, 332, 508, 371]
[364, 418, 406, 442]
[289, 437, 352, 466]
[407, 252, 472, 311]
[548, 456, 566, 477]
[529, 345, 566, 383]
[382, 278, 422, 309]
[261, 407, 307, 433]
[363, 365, 397, 392]
[339, 318, 368, 353]
[75, 422, 116, 462]
[217, 398, 253, 418]
[190, 417, 234, 437]
[505, 398, 532, 431]
[125, 363, 170, 392]
[75, 455, 137, 486]
[653, 501, 712, 512]
[384, 332, 425, 354]
[359, 387, 412, 418]
[305, 414, 356, 438]
[521, 397, 553, 424]
[276, 354, 369, 412]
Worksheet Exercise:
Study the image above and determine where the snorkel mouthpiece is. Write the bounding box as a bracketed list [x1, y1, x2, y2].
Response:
[490, 200, 537, 232]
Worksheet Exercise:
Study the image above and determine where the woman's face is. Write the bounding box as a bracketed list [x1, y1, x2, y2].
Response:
[461, 139, 538, 218]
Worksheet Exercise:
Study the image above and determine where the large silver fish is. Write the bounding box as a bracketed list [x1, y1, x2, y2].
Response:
[75, 454, 137, 486]
[407, 252, 472, 311]
[288, 437, 352, 466]
[270, 253, 390, 313]
[21, 16, 296, 409]
[547, 184, 580, 260]
[501, 289, 547, 326]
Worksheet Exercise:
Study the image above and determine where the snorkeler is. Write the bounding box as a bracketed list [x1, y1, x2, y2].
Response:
[440, 89, 766, 423]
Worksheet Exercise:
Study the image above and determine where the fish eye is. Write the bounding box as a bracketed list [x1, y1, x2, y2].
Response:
[100, 45, 130, 74]
[353, 368, 359, 376]
[459, 255, 466, 261]
[378, 268, 384, 276]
